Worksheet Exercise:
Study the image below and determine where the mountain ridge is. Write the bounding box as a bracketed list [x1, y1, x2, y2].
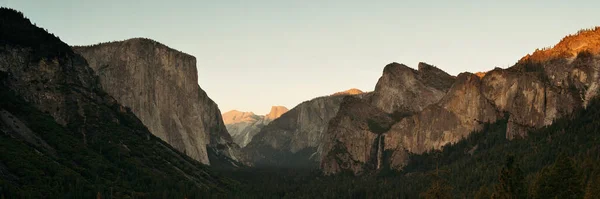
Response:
[222, 106, 288, 147]
[320, 26, 600, 174]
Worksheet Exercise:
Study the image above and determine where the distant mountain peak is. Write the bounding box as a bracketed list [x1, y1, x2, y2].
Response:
[265, 106, 289, 120]
[222, 110, 258, 124]
[331, 88, 365, 96]
[520, 26, 600, 63]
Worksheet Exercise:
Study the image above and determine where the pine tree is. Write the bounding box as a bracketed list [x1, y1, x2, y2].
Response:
[531, 154, 583, 199]
[421, 152, 453, 199]
[475, 185, 491, 199]
[584, 172, 600, 199]
[421, 176, 453, 199]
[491, 155, 526, 199]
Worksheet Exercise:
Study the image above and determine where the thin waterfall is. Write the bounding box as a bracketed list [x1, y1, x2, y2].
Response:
[376, 134, 384, 170]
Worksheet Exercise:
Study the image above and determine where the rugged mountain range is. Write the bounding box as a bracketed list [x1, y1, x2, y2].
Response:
[242, 89, 367, 167]
[321, 28, 600, 174]
[222, 106, 288, 147]
[73, 39, 240, 166]
[0, 8, 233, 197]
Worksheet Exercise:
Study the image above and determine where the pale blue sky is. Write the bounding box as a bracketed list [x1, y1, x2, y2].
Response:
[3, 0, 599, 114]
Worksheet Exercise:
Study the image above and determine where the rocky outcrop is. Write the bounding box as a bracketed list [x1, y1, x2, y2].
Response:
[242, 89, 370, 167]
[243, 95, 345, 167]
[385, 73, 500, 159]
[222, 106, 288, 147]
[369, 62, 455, 116]
[321, 27, 600, 174]
[331, 88, 364, 96]
[73, 39, 239, 165]
[320, 96, 400, 175]
[265, 106, 289, 120]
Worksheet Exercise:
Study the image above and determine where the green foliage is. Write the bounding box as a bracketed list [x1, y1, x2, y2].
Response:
[584, 171, 600, 199]
[475, 185, 491, 199]
[490, 156, 526, 199]
[530, 154, 584, 199]
[421, 174, 453, 199]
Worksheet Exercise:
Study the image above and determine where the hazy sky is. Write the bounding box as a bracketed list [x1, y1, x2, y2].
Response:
[3, 0, 599, 114]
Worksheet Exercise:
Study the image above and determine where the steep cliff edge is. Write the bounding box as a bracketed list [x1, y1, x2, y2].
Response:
[73, 39, 239, 165]
[265, 106, 289, 120]
[0, 8, 232, 197]
[369, 62, 455, 117]
[321, 27, 600, 174]
[320, 96, 399, 175]
[243, 89, 365, 167]
[385, 73, 500, 160]
[320, 62, 457, 173]
[223, 106, 288, 147]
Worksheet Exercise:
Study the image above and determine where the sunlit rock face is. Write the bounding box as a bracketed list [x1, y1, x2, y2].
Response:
[321, 28, 600, 174]
[369, 62, 455, 116]
[74, 39, 239, 165]
[223, 106, 289, 147]
[331, 88, 364, 96]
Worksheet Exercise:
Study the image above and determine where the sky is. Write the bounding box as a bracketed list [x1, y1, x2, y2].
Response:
[3, 0, 600, 114]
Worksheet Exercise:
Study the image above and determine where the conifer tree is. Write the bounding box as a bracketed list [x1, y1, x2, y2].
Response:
[584, 172, 600, 199]
[491, 155, 526, 199]
[475, 185, 491, 199]
[531, 154, 583, 199]
[421, 152, 453, 199]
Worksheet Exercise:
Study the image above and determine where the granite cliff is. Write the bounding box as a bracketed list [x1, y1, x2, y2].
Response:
[73, 39, 239, 165]
[321, 27, 600, 174]
[0, 8, 232, 196]
[370, 62, 455, 116]
[320, 96, 399, 174]
[243, 90, 367, 167]
[321, 62, 456, 174]
[222, 106, 288, 147]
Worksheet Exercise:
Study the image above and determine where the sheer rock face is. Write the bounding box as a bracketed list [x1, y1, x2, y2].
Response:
[321, 28, 600, 174]
[265, 106, 289, 120]
[73, 39, 238, 165]
[242, 89, 371, 167]
[386, 73, 500, 157]
[320, 96, 399, 175]
[370, 62, 455, 115]
[243, 95, 347, 167]
[222, 106, 288, 147]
